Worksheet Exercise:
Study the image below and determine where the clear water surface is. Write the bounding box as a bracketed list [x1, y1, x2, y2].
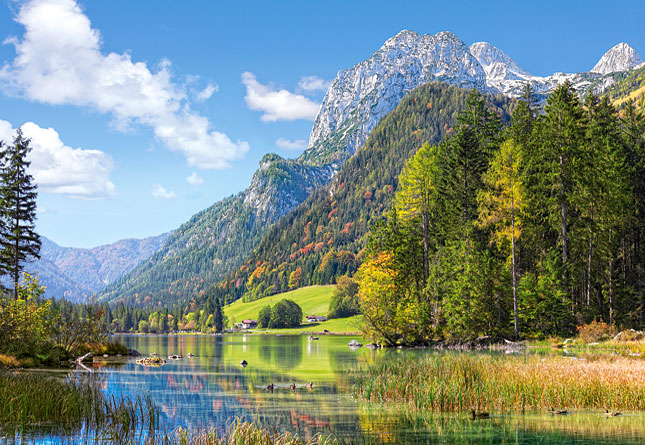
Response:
[35, 334, 645, 443]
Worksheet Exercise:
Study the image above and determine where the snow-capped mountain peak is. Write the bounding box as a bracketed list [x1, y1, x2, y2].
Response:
[304, 30, 643, 168]
[469, 42, 532, 82]
[591, 42, 643, 75]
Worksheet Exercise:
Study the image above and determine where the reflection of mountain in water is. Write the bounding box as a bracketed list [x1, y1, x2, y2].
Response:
[95, 335, 645, 443]
[103, 335, 365, 440]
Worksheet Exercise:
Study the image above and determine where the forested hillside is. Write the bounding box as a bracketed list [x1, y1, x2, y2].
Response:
[99, 156, 334, 307]
[207, 83, 513, 304]
[605, 65, 645, 110]
[357, 83, 645, 344]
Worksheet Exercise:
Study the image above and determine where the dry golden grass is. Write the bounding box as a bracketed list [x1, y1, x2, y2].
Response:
[354, 353, 645, 412]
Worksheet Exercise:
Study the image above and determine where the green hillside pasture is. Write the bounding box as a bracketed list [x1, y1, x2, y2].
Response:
[224, 285, 362, 334]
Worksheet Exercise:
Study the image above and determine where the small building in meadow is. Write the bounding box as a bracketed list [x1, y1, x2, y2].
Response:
[240, 319, 258, 329]
[306, 315, 327, 323]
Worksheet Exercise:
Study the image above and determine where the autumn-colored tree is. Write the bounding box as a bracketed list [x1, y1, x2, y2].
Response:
[478, 139, 526, 337]
[395, 142, 443, 281]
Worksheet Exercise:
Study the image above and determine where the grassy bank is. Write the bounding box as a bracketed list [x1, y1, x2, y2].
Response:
[225, 285, 362, 334]
[354, 353, 645, 412]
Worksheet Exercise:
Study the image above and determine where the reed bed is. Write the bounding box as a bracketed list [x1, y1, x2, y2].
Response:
[353, 353, 645, 412]
[166, 421, 337, 445]
[0, 371, 159, 442]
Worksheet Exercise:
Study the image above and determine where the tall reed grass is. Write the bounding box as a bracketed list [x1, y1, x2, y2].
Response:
[166, 421, 337, 445]
[353, 353, 645, 412]
[0, 373, 336, 444]
[0, 371, 159, 442]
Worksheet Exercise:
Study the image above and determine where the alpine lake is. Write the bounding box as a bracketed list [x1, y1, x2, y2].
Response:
[17, 334, 645, 443]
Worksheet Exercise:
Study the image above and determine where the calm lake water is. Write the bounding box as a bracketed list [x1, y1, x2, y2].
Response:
[40, 334, 645, 443]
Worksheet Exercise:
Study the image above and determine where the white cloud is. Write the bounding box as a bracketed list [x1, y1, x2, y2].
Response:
[0, 0, 248, 169]
[297, 75, 330, 92]
[150, 183, 176, 200]
[275, 137, 308, 151]
[0, 119, 13, 143]
[242, 72, 320, 122]
[0, 119, 116, 199]
[196, 83, 218, 102]
[186, 172, 204, 186]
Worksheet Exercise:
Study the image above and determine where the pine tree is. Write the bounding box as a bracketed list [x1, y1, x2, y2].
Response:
[533, 81, 584, 293]
[214, 298, 224, 333]
[0, 129, 41, 298]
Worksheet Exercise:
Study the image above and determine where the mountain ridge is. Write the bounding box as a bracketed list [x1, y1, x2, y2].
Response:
[97, 29, 644, 307]
[6, 233, 169, 301]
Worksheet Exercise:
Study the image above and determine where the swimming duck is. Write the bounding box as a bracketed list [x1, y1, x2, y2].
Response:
[550, 408, 568, 415]
[305, 382, 314, 390]
[266, 383, 274, 393]
[290, 383, 296, 391]
[605, 409, 622, 417]
[471, 409, 490, 420]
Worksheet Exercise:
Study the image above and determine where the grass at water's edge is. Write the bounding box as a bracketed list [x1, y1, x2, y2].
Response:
[353, 353, 645, 413]
[0, 372, 337, 444]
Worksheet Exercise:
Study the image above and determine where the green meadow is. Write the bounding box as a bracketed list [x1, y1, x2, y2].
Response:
[224, 285, 363, 334]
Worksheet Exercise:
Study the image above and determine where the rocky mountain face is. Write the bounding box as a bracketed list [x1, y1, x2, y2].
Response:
[9, 234, 169, 302]
[98, 29, 643, 307]
[592, 42, 643, 75]
[304, 30, 643, 165]
[99, 155, 334, 306]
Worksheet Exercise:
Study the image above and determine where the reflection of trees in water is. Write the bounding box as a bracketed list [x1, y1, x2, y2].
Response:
[107, 335, 366, 441]
[357, 407, 645, 445]
[257, 335, 303, 371]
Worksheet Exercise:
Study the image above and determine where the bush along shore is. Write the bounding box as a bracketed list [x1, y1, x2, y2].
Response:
[353, 352, 645, 413]
[0, 273, 133, 369]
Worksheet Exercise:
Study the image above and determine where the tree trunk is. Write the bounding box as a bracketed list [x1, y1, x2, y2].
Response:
[422, 213, 429, 282]
[559, 165, 569, 303]
[13, 191, 19, 300]
[608, 257, 614, 326]
[586, 235, 593, 308]
[511, 197, 519, 339]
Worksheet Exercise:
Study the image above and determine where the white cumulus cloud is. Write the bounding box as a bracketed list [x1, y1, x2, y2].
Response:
[0, 0, 248, 169]
[275, 137, 308, 151]
[297, 75, 330, 92]
[196, 83, 218, 102]
[0, 119, 116, 199]
[186, 172, 204, 186]
[242, 72, 320, 122]
[150, 183, 177, 200]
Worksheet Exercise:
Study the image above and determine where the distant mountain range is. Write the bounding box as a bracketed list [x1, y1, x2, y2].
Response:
[10, 234, 169, 301]
[34, 30, 643, 307]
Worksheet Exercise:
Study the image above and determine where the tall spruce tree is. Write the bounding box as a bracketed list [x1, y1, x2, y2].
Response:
[532, 81, 584, 296]
[214, 298, 224, 333]
[0, 129, 41, 299]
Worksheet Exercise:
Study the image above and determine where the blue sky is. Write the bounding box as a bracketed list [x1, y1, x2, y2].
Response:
[0, 0, 643, 248]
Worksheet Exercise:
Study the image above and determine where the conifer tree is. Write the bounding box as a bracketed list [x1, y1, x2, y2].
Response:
[0, 130, 41, 299]
[214, 298, 224, 333]
[478, 139, 526, 337]
[532, 81, 584, 292]
[395, 142, 443, 281]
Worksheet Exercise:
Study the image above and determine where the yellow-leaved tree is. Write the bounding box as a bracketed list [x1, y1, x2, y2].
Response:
[357, 251, 418, 346]
[477, 139, 526, 338]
